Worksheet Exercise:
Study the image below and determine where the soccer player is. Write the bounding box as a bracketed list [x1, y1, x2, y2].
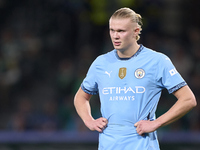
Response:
[74, 7, 196, 150]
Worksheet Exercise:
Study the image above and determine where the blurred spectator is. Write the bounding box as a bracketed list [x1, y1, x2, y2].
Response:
[38, 100, 60, 131]
[56, 58, 75, 96]
[7, 98, 33, 131]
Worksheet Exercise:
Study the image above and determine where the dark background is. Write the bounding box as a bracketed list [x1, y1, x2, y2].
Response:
[0, 0, 200, 149]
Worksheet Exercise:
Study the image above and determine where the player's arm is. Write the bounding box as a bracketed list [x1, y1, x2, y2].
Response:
[74, 87, 108, 132]
[135, 85, 196, 135]
[156, 85, 196, 127]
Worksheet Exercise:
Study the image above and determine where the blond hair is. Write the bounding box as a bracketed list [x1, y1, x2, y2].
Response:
[110, 7, 142, 41]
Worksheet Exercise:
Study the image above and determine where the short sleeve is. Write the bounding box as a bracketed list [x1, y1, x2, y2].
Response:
[81, 59, 98, 95]
[156, 54, 187, 94]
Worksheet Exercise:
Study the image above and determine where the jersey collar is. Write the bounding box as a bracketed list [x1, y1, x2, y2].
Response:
[115, 44, 144, 60]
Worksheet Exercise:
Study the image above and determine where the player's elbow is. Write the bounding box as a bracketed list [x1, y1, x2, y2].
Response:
[191, 96, 197, 108]
[188, 94, 197, 109]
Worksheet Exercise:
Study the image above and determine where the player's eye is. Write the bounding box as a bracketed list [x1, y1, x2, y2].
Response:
[118, 30, 125, 32]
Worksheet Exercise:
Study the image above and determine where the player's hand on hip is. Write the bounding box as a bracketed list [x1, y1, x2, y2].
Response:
[85, 117, 108, 132]
[134, 120, 157, 136]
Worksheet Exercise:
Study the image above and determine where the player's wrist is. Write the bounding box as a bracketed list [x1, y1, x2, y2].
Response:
[83, 117, 95, 126]
[153, 119, 163, 129]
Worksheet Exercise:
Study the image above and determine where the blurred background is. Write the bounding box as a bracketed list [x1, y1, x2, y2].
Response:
[0, 0, 199, 149]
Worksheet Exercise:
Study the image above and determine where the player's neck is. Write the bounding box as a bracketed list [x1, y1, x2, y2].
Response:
[117, 43, 140, 58]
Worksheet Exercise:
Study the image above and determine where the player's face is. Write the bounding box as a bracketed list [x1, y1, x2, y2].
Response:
[109, 18, 138, 51]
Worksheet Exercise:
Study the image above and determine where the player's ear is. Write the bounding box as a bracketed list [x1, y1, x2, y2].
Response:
[133, 27, 140, 38]
[134, 27, 140, 33]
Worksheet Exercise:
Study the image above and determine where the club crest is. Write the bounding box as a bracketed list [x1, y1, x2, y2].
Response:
[119, 67, 127, 79]
[135, 69, 145, 79]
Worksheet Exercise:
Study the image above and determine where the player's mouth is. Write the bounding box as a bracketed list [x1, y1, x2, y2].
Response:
[114, 41, 121, 46]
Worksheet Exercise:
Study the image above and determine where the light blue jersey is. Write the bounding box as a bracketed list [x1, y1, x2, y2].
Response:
[81, 45, 186, 150]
